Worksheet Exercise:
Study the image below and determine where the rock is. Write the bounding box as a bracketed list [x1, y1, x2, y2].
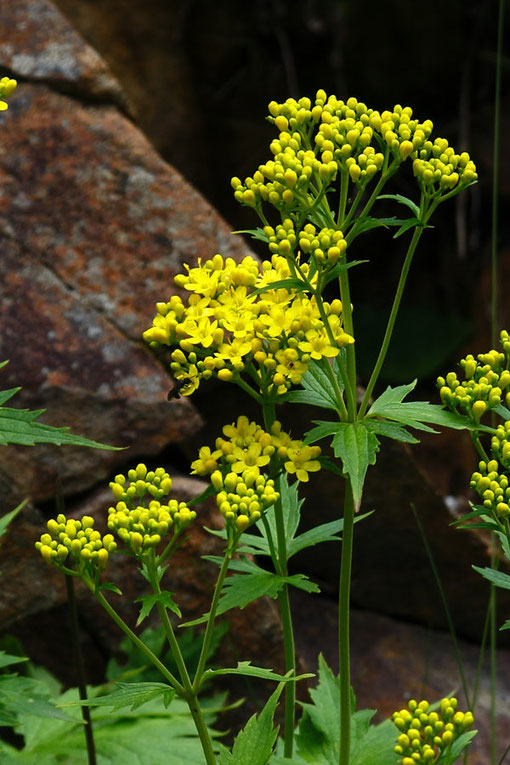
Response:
[0, 0, 251, 507]
[0, 0, 126, 107]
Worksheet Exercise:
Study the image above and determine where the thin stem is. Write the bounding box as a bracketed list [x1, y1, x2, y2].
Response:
[66, 575, 96, 765]
[338, 480, 355, 765]
[490, 540, 498, 765]
[336, 262, 357, 419]
[192, 548, 234, 693]
[490, 5, 504, 759]
[358, 222, 427, 418]
[94, 590, 183, 693]
[261, 399, 296, 758]
[337, 170, 349, 226]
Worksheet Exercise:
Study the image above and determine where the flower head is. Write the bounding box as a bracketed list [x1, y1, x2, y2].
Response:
[392, 697, 475, 764]
[36, 514, 116, 572]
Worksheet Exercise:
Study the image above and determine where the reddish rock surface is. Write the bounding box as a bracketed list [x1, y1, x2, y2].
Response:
[0, 0, 251, 509]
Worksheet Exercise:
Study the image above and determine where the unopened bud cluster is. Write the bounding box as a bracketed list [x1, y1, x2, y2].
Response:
[0, 77, 17, 111]
[470, 459, 510, 519]
[36, 514, 116, 570]
[232, 91, 475, 220]
[144, 253, 352, 398]
[107, 464, 196, 556]
[212, 470, 279, 532]
[392, 697, 474, 764]
[438, 333, 510, 422]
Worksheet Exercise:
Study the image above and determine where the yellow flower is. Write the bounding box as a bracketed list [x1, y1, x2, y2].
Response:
[191, 446, 223, 475]
[231, 442, 271, 476]
[298, 328, 339, 360]
[285, 444, 321, 481]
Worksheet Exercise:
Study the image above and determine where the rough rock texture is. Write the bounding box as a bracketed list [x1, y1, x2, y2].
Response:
[0, 0, 250, 509]
[0, 0, 127, 107]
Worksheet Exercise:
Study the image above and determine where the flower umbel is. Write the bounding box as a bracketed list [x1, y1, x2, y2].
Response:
[392, 698, 475, 764]
[36, 514, 116, 572]
[107, 463, 196, 557]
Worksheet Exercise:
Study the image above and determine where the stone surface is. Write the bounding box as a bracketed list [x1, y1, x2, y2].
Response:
[0, 0, 251, 509]
[0, 0, 126, 107]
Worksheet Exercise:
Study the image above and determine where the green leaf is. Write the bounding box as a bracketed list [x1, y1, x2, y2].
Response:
[182, 566, 318, 627]
[350, 718, 399, 765]
[472, 566, 510, 591]
[61, 681, 174, 712]
[0, 387, 20, 406]
[288, 520, 343, 557]
[10, 685, 217, 764]
[293, 656, 398, 765]
[447, 729, 478, 759]
[231, 227, 269, 243]
[0, 500, 27, 540]
[304, 420, 342, 445]
[321, 260, 367, 288]
[0, 406, 119, 448]
[135, 591, 181, 626]
[0, 651, 29, 669]
[368, 380, 475, 433]
[500, 619, 510, 631]
[97, 582, 122, 596]
[217, 683, 284, 765]
[350, 216, 401, 235]
[296, 654, 340, 763]
[363, 418, 418, 444]
[284, 359, 342, 411]
[377, 193, 420, 217]
[264, 473, 302, 553]
[393, 218, 422, 239]
[250, 278, 309, 298]
[0, 675, 76, 725]
[205, 662, 312, 683]
[331, 422, 379, 509]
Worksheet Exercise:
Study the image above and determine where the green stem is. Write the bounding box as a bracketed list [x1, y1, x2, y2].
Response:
[338, 480, 355, 765]
[358, 222, 427, 418]
[192, 548, 235, 693]
[337, 170, 350, 226]
[337, 263, 357, 419]
[146, 556, 218, 765]
[66, 575, 96, 765]
[94, 590, 183, 692]
[262, 399, 296, 758]
[97, 589, 216, 764]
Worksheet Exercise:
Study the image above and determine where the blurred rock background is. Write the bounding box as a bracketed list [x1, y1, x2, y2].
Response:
[0, 1, 509, 762]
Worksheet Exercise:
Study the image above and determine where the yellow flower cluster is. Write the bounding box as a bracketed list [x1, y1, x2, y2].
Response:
[392, 698, 474, 764]
[107, 464, 196, 556]
[0, 77, 16, 111]
[413, 139, 477, 195]
[470, 459, 510, 519]
[191, 415, 321, 484]
[232, 90, 475, 215]
[297, 223, 347, 265]
[144, 253, 353, 397]
[35, 514, 116, 570]
[438, 337, 510, 422]
[211, 470, 279, 532]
